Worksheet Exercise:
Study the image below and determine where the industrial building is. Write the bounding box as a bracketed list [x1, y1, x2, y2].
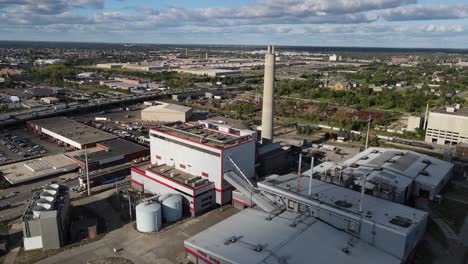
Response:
[95, 63, 125, 69]
[79, 163, 132, 188]
[425, 106, 468, 145]
[186, 173, 428, 264]
[22, 184, 70, 251]
[66, 138, 149, 171]
[309, 147, 453, 203]
[141, 102, 192, 122]
[177, 68, 241, 77]
[1, 154, 79, 185]
[27, 117, 118, 150]
[131, 121, 257, 215]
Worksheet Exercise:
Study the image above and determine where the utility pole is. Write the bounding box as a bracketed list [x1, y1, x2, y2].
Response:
[85, 147, 91, 196]
[297, 153, 302, 192]
[308, 157, 314, 196]
[365, 115, 371, 150]
[128, 192, 132, 220]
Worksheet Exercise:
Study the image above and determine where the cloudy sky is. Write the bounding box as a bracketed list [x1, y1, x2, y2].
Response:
[1, 0, 468, 48]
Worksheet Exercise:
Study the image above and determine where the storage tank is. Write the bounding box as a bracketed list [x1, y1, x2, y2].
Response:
[136, 201, 161, 233]
[161, 194, 183, 223]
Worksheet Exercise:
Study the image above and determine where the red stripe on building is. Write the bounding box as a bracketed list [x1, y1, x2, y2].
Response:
[232, 198, 251, 207]
[184, 247, 213, 264]
[131, 179, 143, 187]
[202, 172, 209, 177]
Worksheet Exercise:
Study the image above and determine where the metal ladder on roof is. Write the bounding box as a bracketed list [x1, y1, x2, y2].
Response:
[225, 156, 278, 213]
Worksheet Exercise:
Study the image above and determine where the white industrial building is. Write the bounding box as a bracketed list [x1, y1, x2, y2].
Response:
[406, 116, 423, 132]
[131, 122, 256, 215]
[309, 147, 453, 203]
[425, 106, 468, 145]
[141, 102, 192, 122]
[186, 173, 428, 264]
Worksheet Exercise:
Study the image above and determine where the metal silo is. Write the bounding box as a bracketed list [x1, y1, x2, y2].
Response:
[161, 194, 183, 223]
[136, 201, 161, 233]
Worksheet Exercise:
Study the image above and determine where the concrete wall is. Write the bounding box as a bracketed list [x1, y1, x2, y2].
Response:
[407, 116, 422, 132]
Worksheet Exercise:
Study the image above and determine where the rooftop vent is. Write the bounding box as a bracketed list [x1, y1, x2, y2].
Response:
[422, 159, 432, 165]
[350, 164, 360, 168]
[373, 167, 383, 171]
[360, 156, 369, 160]
[390, 216, 413, 228]
[224, 236, 242, 245]
[334, 200, 353, 208]
[395, 152, 404, 156]
[371, 150, 379, 154]
[387, 159, 396, 163]
[419, 171, 430, 176]
[254, 244, 263, 252]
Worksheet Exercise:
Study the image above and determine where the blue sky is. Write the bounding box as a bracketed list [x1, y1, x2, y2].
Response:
[1, 0, 468, 48]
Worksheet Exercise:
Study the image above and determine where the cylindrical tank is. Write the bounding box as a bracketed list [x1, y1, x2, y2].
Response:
[136, 202, 161, 233]
[161, 194, 183, 223]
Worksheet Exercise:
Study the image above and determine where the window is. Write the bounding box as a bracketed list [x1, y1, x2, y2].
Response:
[180, 164, 186, 169]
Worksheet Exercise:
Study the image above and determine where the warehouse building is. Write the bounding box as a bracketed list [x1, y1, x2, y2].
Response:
[1, 154, 79, 185]
[79, 163, 132, 188]
[186, 173, 428, 264]
[22, 184, 70, 251]
[27, 117, 117, 150]
[131, 122, 256, 215]
[177, 68, 241, 77]
[66, 138, 149, 171]
[309, 147, 453, 204]
[141, 102, 192, 122]
[425, 106, 468, 145]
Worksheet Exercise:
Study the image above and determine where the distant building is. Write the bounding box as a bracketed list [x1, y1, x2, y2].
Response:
[141, 102, 192, 122]
[95, 63, 125, 69]
[34, 59, 65, 67]
[425, 106, 468, 145]
[40, 97, 60, 105]
[326, 80, 353, 91]
[329, 54, 341, 62]
[22, 184, 70, 251]
[177, 68, 241, 77]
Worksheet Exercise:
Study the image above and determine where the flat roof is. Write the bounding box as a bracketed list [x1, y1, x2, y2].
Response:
[432, 107, 468, 117]
[258, 173, 427, 234]
[344, 147, 454, 188]
[67, 138, 148, 164]
[185, 208, 400, 264]
[143, 102, 192, 113]
[147, 164, 210, 189]
[151, 123, 253, 149]
[29, 117, 117, 146]
[1, 154, 79, 185]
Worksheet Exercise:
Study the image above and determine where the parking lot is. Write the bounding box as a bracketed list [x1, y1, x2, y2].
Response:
[0, 131, 49, 164]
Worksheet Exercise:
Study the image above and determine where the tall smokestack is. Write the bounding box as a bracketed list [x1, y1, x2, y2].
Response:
[261, 45, 276, 144]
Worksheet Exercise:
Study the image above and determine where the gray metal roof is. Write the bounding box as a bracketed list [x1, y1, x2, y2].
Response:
[185, 208, 400, 264]
[258, 174, 427, 234]
[344, 147, 453, 188]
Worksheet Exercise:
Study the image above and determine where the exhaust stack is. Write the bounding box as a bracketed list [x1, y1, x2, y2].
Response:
[261, 45, 276, 144]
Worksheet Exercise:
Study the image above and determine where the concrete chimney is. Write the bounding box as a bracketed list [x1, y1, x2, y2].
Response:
[261, 45, 276, 144]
